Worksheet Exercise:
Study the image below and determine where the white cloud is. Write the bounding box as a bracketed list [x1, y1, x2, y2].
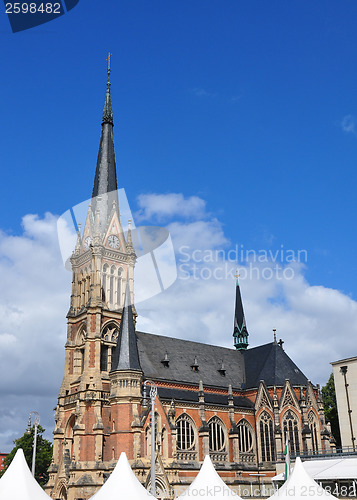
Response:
[0, 213, 69, 450]
[341, 115, 357, 135]
[136, 193, 207, 222]
[1, 195, 357, 451]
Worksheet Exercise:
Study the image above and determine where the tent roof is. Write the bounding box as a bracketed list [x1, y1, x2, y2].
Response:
[273, 457, 357, 482]
[268, 458, 338, 500]
[89, 452, 155, 500]
[176, 455, 241, 500]
[0, 448, 51, 500]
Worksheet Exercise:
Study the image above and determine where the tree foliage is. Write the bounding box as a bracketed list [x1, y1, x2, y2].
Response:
[322, 373, 341, 448]
[0, 425, 53, 487]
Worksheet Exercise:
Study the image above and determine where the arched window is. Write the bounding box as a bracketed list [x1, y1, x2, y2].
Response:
[102, 264, 109, 302]
[74, 326, 85, 374]
[259, 411, 275, 462]
[100, 323, 119, 372]
[237, 420, 254, 453]
[117, 267, 123, 306]
[176, 415, 196, 451]
[283, 410, 300, 454]
[110, 266, 115, 304]
[102, 264, 125, 309]
[308, 411, 319, 453]
[208, 417, 226, 452]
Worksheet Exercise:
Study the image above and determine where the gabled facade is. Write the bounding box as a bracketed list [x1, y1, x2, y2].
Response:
[46, 69, 333, 500]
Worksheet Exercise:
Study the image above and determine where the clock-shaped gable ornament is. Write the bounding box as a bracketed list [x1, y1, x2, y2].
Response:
[84, 236, 91, 249]
[108, 235, 119, 249]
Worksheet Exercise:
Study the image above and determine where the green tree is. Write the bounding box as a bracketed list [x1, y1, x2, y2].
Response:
[322, 373, 341, 448]
[0, 425, 53, 487]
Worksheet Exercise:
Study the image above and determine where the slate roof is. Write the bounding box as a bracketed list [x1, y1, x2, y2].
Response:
[111, 284, 141, 372]
[243, 342, 308, 389]
[157, 387, 254, 409]
[135, 332, 309, 395]
[136, 331, 246, 390]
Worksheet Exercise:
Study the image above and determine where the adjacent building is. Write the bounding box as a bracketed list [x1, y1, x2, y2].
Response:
[332, 357, 357, 451]
[46, 67, 333, 500]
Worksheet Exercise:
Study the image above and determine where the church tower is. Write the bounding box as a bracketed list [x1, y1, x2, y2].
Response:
[47, 62, 332, 500]
[46, 62, 139, 500]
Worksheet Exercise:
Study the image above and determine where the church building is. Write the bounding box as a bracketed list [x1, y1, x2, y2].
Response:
[46, 66, 333, 500]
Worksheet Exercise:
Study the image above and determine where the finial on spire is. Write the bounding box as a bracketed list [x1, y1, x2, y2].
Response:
[273, 328, 277, 344]
[107, 52, 112, 70]
[102, 53, 113, 125]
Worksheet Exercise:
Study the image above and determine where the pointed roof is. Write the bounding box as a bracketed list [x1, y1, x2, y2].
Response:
[89, 452, 155, 500]
[111, 282, 142, 372]
[243, 342, 308, 389]
[176, 455, 241, 500]
[91, 62, 118, 220]
[233, 276, 249, 350]
[268, 457, 338, 500]
[0, 448, 51, 500]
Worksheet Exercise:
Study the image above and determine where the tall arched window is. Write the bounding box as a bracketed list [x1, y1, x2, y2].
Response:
[100, 323, 119, 372]
[117, 268, 123, 306]
[259, 411, 275, 462]
[102, 264, 125, 309]
[102, 264, 109, 302]
[283, 410, 300, 454]
[176, 415, 196, 451]
[237, 420, 254, 453]
[308, 411, 319, 453]
[110, 266, 115, 304]
[208, 417, 227, 453]
[74, 327, 85, 374]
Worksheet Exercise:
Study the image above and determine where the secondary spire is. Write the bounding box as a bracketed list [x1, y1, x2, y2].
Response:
[233, 272, 249, 350]
[111, 280, 142, 372]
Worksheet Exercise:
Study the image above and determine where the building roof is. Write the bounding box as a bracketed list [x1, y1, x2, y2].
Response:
[136, 331, 246, 390]
[243, 342, 308, 389]
[157, 386, 254, 409]
[135, 331, 308, 392]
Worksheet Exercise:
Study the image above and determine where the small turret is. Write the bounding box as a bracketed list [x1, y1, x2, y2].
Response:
[233, 273, 249, 350]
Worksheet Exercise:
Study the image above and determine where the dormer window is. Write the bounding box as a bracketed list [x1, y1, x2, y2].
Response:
[191, 356, 199, 372]
[161, 352, 170, 368]
[218, 361, 226, 376]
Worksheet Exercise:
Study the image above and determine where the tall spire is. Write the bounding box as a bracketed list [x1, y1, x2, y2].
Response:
[102, 52, 113, 125]
[111, 281, 141, 372]
[233, 272, 249, 350]
[91, 54, 118, 226]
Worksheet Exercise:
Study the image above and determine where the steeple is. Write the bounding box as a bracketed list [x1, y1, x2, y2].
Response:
[111, 281, 141, 372]
[91, 54, 118, 230]
[233, 273, 249, 350]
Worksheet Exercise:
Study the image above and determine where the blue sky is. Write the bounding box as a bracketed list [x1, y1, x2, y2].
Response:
[2, 1, 357, 295]
[1, 1, 357, 450]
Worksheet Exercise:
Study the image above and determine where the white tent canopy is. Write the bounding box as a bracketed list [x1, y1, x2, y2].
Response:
[176, 455, 241, 500]
[89, 452, 155, 500]
[273, 457, 357, 482]
[268, 457, 339, 500]
[0, 448, 51, 500]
